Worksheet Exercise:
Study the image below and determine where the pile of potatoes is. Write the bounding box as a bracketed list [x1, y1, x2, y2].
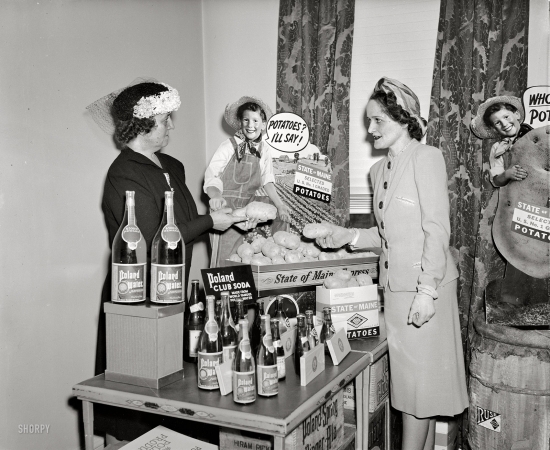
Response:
[322, 268, 373, 289]
[228, 230, 376, 265]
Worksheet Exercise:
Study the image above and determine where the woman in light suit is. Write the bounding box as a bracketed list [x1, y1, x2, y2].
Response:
[319, 78, 468, 450]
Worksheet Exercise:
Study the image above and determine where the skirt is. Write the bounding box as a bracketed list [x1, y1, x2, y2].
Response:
[384, 279, 469, 418]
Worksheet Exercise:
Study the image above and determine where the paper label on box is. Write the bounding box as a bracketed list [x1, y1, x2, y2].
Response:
[120, 425, 218, 450]
[369, 354, 389, 412]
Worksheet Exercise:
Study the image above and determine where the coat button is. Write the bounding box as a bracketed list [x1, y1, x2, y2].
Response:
[381, 221, 384, 229]
[379, 201, 383, 209]
[387, 161, 391, 169]
[384, 182, 388, 189]
[385, 241, 388, 249]
[385, 261, 389, 269]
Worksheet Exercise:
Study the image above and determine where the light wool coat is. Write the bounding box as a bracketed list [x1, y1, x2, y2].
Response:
[356, 141, 458, 292]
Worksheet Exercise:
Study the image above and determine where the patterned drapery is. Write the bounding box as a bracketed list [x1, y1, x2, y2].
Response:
[276, 0, 355, 225]
[426, 0, 529, 444]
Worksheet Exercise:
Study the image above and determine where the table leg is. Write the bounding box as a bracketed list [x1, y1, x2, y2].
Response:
[274, 436, 284, 450]
[82, 400, 95, 450]
[354, 371, 364, 450]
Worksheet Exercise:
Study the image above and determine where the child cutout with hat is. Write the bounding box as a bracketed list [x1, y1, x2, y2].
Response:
[470, 95, 533, 187]
[204, 96, 290, 267]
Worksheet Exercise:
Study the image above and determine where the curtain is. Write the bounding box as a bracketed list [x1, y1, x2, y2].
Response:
[276, 0, 355, 226]
[426, 0, 529, 445]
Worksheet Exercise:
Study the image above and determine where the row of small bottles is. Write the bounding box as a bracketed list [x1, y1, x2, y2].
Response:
[111, 190, 185, 304]
[193, 292, 336, 404]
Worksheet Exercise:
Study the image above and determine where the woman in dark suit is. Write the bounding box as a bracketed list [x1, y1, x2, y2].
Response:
[319, 78, 468, 450]
[93, 81, 240, 442]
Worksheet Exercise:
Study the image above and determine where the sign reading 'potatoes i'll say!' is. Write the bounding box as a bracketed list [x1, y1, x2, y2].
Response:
[293, 163, 332, 203]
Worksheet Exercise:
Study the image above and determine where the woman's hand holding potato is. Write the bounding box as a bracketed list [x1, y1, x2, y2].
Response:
[316, 224, 354, 249]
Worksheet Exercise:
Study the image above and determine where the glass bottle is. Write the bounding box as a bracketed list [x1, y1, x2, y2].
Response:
[215, 298, 223, 327]
[232, 319, 256, 404]
[256, 314, 278, 397]
[111, 191, 147, 303]
[220, 291, 238, 363]
[294, 314, 310, 376]
[250, 300, 264, 357]
[273, 297, 290, 335]
[197, 295, 223, 390]
[150, 191, 184, 304]
[319, 307, 336, 355]
[271, 318, 286, 381]
[234, 299, 246, 335]
[184, 279, 204, 363]
[305, 310, 318, 349]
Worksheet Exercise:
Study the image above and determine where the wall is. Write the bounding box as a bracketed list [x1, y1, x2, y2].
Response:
[0, 1, 206, 449]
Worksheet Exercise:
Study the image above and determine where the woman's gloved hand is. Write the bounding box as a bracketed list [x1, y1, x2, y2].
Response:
[407, 293, 435, 327]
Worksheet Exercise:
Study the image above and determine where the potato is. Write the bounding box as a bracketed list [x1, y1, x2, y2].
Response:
[251, 254, 272, 266]
[228, 254, 242, 262]
[250, 237, 267, 253]
[337, 248, 352, 259]
[237, 242, 254, 259]
[300, 241, 322, 258]
[302, 255, 317, 262]
[241, 255, 252, 264]
[347, 278, 359, 287]
[261, 241, 282, 259]
[333, 269, 352, 281]
[284, 250, 303, 263]
[232, 207, 247, 219]
[302, 223, 332, 239]
[245, 201, 277, 221]
[273, 231, 301, 250]
[271, 255, 286, 264]
[356, 274, 374, 286]
[319, 252, 338, 261]
[323, 276, 348, 289]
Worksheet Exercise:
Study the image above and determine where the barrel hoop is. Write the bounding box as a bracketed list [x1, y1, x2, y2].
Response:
[470, 371, 550, 396]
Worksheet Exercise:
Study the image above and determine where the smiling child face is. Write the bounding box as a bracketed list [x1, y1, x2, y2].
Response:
[239, 109, 266, 141]
[489, 108, 522, 138]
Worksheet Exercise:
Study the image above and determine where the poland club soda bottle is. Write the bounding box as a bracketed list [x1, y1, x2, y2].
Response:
[184, 279, 204, 363]
[305, 310, 319, 349]
[111, 191, 147, 303]
[256, 314, 278, 397]
[271, 318, 286, 381]
[294, 314, 311, 376]
[274, 297, 291, 335]
[197, 295, 223, 390]
[150, 191, 184, 303]
[319, 307, 336, 355]
[232, 319, 256, 404]
[220, 291, 238, 362]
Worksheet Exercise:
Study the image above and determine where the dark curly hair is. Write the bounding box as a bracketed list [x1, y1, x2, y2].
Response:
[482, 102, 517, 127]
[112, 83, 169, 145]
[369, 90, 425, 141]
[237, 102, 267, 122]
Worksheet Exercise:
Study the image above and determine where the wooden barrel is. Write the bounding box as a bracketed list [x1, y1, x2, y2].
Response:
[468, 310, 550, 449]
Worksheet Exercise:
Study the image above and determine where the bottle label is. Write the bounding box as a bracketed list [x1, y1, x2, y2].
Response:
[276, 356, 286, 379]
[223, 344, 237, 363]
[239, 339, 253, 360]
[112, 263, 146, 302]
[311, 328, 319, 339]
[188, 330, 201, 357]
[257, 365, 278, 396]
[190, 302, 204, 314]
[150, 263, 184, 303]
[205, 319, 219, 341]
[263, 335, 275, 353]
[233, 371, 256, 404]
[122, 225, 142, 251]
[161, 224, 181, 250]
[197, 351, 222, 389]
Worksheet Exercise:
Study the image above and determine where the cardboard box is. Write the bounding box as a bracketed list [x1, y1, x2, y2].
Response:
[221, 252, 379, 296]
[368, 354, 389, 413]
[315, 285, 379, 340]
[285, 389, 344, 450]
[121, 425, 217, 450]
[104, 301, 184, 388]
[367, 401, 388, 450]
[435, 418, 457, 450]
[219, 428, 272, 450]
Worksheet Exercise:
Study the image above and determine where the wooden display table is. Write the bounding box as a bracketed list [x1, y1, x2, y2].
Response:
[73, 320, 387, 450]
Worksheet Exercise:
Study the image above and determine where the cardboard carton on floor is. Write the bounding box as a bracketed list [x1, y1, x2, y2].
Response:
[120, 425, 217, 450]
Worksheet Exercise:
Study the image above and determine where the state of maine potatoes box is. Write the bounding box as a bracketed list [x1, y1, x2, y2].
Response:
[316, 285, 379, 340]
